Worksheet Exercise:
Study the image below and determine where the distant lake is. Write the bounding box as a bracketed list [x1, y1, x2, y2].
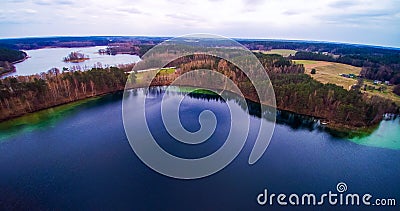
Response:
[0, 87, 399, 210]
[8, 46, 140, 76]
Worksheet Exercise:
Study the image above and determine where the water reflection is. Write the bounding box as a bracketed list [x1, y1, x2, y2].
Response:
[1, 86, 398, 150]
[0, 92, 123, 141]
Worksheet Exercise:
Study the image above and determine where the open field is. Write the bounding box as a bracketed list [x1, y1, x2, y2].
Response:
[134, 69, 157, 85]
[133, 67, 177, 86]
[294, 60, 400, 105]
[294, 60, 361, 90]
[255, 49, 297, 57]
[157, 67, 176, 75]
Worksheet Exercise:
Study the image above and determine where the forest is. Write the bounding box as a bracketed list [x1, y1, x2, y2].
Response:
[0, 47, 398, 129]
[0, 67, 127, 121]
[0, 47, 26, 76]
[2, 36, 399, 90]
[0, 47, 26, 62]
[270, 74, 397, 127]
[154, 53, 399, 128]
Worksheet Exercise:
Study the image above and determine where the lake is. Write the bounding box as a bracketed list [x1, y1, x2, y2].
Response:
[0, 87, 399, 210]
[8, 46, 140, 76]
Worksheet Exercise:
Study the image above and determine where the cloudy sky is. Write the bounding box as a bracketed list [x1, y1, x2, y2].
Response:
[1, 0, 399, 47]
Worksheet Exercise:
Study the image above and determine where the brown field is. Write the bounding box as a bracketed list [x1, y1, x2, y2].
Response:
[293, 60, 361, 90]
[293, 60, 400, 105]
[255, 49, 297, 57]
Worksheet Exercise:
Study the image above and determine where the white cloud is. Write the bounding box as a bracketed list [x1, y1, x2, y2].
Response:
[0, 0, 399, 47]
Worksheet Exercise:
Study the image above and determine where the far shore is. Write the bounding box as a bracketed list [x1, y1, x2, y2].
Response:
[0, 83, 387, 137]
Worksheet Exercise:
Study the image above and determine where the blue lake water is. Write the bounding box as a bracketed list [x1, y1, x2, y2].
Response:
[0, 87, 399, 210]
[8, 46, 140, 76]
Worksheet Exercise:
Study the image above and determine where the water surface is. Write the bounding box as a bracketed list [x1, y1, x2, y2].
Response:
[9, 46, 140, 76]
[0, 87, 399, 210]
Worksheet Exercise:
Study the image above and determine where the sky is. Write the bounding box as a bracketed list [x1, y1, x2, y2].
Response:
[1, 0, 399, 47]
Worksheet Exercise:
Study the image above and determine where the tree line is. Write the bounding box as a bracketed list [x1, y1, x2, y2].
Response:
[155, 53, 398, 128]
[0, 67, 127, 121]
[1, 52, 398, 129]
[270, 74, 397, 127]
[0, 47, 26, 76]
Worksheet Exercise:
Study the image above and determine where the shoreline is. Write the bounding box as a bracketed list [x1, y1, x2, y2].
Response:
[63, 58, 90, 63]
[0, 90, 119, 122]
[0, 53, 392, 135]
[11, 51, 29, 64]
[0, 85, 383, 136]
[0, 52, 29, 77]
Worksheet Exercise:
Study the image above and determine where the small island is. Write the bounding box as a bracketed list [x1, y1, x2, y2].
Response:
[63, 51, 89, 63]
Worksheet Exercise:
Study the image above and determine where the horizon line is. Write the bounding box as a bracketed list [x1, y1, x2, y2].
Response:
[0, 34, 399, 50]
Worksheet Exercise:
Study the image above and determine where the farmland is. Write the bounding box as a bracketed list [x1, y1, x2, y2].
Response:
[293, 60, 361, 90]
[294, 60, 400, 105]
[255, 49, 297, 57]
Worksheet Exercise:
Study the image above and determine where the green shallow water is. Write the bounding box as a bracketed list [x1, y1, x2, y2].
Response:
[349, 119, 400, 150]
[0, 89, 399, 151]
[0, 96, 101, 141]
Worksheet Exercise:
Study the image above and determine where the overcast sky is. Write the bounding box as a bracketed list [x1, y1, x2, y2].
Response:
[1, 0, 399, 47]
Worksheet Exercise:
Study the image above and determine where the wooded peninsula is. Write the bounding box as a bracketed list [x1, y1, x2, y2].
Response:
[0, 36, 399, 132]
[0, 53, 398, 132]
